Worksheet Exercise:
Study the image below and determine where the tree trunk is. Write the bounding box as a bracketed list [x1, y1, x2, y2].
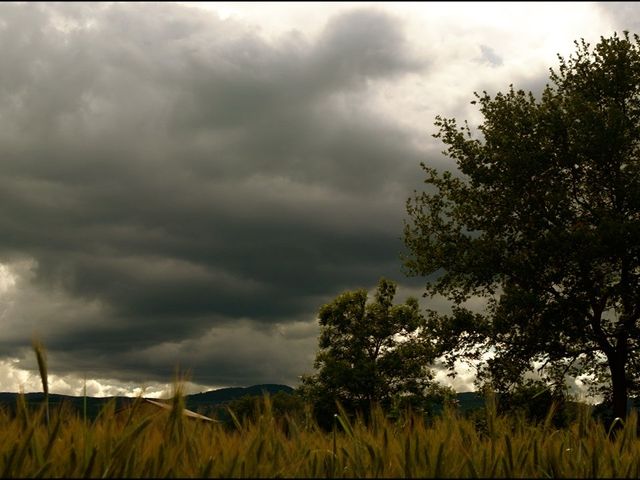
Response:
[609, 357, 628, 421]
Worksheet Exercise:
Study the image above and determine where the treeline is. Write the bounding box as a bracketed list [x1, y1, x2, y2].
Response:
[204, 380, 632, 434]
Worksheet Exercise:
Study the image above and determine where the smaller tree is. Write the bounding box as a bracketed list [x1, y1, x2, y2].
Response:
[224, 391, 306, 424]
[299, 278, 435, 426]
[494, 379, 572, 427]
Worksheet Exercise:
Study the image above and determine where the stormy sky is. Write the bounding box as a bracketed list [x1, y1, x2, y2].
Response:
[0, 2, 631, 397]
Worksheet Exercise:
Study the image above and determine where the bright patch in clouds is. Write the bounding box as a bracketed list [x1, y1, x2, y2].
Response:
[0, 357, 211, 398]
[0, 263, 16, 294]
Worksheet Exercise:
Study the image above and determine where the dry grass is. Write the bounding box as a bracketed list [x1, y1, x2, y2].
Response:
[1, 392, 640, 478]
[4, 345, 639, 477]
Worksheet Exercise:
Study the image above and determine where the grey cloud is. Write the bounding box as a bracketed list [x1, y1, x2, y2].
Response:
[312, 9, 421, 88]
[478, 45, 503, 67]
[119, 321, 318, 387]
[596, 2, 640, 34]
[0, 3, 431, 387]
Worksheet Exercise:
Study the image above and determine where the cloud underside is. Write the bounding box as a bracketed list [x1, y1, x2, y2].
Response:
[0, 1, 617, 393]
[0, 3, 432, 388]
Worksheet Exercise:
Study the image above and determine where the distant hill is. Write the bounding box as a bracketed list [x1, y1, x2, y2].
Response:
[0, 392, 133, 419]
[7, 387, 635, 421]
[0, 384, 295, 420]
[185, 384, 293, 412]
[187, 384, 293, 403]
[455, 391, 486, 412]
[448, 392, 640, 416]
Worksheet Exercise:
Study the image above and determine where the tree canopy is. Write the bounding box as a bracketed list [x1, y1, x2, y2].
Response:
[404, 32, 640, 420]
[299, 278, 439, 426]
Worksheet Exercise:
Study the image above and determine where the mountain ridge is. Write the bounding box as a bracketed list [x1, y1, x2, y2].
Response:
[0, 384, 295, 419]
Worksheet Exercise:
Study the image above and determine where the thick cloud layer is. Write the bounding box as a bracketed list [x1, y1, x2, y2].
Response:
[0, 3, 431, 388]
[0, 2, 621, 393]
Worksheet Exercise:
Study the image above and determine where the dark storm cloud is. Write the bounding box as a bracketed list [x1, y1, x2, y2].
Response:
[0, 3, 430, 386]
[41, 320, 320, 387]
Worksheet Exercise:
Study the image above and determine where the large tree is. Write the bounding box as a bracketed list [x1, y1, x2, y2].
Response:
[404, 33, 640, 420]
[299, 278, 437, 425]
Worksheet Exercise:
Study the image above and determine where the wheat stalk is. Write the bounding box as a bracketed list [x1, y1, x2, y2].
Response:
[32, 339, 49, 428]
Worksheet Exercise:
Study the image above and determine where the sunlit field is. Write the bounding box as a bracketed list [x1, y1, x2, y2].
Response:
[2, 389, 640, 478]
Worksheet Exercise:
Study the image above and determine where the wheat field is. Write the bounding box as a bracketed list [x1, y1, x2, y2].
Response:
[3, 344, 637, 478]
[1, 387, 640, 478]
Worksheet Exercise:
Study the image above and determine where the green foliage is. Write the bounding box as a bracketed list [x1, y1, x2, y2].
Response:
[388, 381, 458, 423]
[404, 32, 640, 420]
[489, 379, 576, 428]
[299, 278, 436, 427]
[219, 391, 307, 426]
